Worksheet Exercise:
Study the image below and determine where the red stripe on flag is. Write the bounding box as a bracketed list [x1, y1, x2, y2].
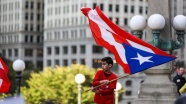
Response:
[88, 17, 132, 74]
[0, 58, 8, 75]
[0, 69, 10, 93]
[0, 58, 10, 93]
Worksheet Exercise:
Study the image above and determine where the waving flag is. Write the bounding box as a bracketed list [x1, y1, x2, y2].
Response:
[0, 58, 10, 93]
[81, 6, 176, 74]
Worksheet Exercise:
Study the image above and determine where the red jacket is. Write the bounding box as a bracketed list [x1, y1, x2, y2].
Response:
[92, 70, 117, 104]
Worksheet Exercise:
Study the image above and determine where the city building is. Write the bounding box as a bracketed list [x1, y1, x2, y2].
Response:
[0, 0, 44, 69]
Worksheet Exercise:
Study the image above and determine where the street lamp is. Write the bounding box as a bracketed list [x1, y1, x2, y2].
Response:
[12, 59, 25, 95]
[130, 14, 186, 51]
[115, 82, 122, 104]
[75, 73, 86, 104]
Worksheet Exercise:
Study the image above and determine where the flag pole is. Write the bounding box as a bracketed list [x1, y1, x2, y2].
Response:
[84, 74, 130, 92]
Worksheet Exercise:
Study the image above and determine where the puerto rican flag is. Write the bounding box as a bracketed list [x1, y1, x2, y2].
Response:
[81, 6, 176, 74]
[0, 58, 10, 93]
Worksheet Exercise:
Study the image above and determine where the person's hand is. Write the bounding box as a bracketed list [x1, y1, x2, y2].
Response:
[91, 86, 100, 93]
[100, 80, 109, 84]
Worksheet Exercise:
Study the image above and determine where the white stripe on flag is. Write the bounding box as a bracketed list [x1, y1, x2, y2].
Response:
[127, 39, 155, 53]
[99, 25, 127, 63]
[88, 9, 116, 34]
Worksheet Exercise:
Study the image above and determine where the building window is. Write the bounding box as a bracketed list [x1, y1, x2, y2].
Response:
[47, 60, 51, 66]
[37, 14, 40, 21]
[55, 46, 60, 55]
[30, 35, 33, 42]
[126, 80, 132, 87]
[93, 45, 103, 54]
[36, 61, 43, 69]
[80, 59, 85, 65]
[131, 6, 134, 13]
[37, 2, 40, 9]
[127, 102, 131, 104]
[8, 49, 12, 57]
[14, 49, 18, 57]
[100, 4, 104, 10]
[139, 6, 143, 14]
[63, 46, 68, 54]
[25, 13, 28, 20]
[71, 46, 77, 54]
[63, 59, 68, 66]
[47, 47, 52, 55]
[37, 49, 43, 57]
[93, 3, 97, 9]
[115, 4, 119, 12]
[124, 18, 128, 25]
[55, 59, 59, 66]
[25, 1, 29, 9]
[25, 35, 28, 42]
[115, 17, 119, 25]
[124, 5, 128, 13]
[30, 13, 33, 20]
[25, 48, 33, 56]
[109, 4, 112, 12]
[2, 49, 6, 56]
[25, 24, 28, 30]
[37, 36, 40, 43]
[92, 58, 102, 68]
[30, 1, 34, 9]
[72, 59, 77, 64]
[80, 45, 85, 54]
[125, 90, 132, 96]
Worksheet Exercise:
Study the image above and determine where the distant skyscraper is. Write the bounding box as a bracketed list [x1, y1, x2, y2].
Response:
[0, 0, 44, 69]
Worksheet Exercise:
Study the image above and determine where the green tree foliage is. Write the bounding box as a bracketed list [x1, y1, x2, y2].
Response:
[21, 64, 96, 104]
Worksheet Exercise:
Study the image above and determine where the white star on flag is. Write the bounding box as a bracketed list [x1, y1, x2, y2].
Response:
[131, 53, 153, 65]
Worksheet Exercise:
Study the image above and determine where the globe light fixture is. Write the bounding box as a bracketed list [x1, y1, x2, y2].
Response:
[148, 14, 165, 30]
[13, 59, 25, 72]
[130, 15, 146, 38]
[172, 15, 186, 30]
[75, 73, 86, 84]
[75, 73, 86, 104]
[115, 82, 122, 104]
[12, 59, 25, 95]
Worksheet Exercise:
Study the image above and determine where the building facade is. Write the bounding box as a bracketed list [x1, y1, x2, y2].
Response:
[0, 0, 44, 69]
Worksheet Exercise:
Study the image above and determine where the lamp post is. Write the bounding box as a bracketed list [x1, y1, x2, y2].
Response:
[130, 14, 186, 51]
[12, 59, 25, 95]
[75, 73, 86, 104]
[115, 82, 122, 104]
[129, 1, 186, 104]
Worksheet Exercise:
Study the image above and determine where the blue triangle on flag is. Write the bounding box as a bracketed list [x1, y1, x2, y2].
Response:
[122, 43, 175, 74]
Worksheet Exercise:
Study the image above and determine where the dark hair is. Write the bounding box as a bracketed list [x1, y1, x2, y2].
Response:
[101, 57, 113, 66]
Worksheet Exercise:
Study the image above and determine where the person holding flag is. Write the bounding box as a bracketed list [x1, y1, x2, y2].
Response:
[91, 57, 117, 104]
